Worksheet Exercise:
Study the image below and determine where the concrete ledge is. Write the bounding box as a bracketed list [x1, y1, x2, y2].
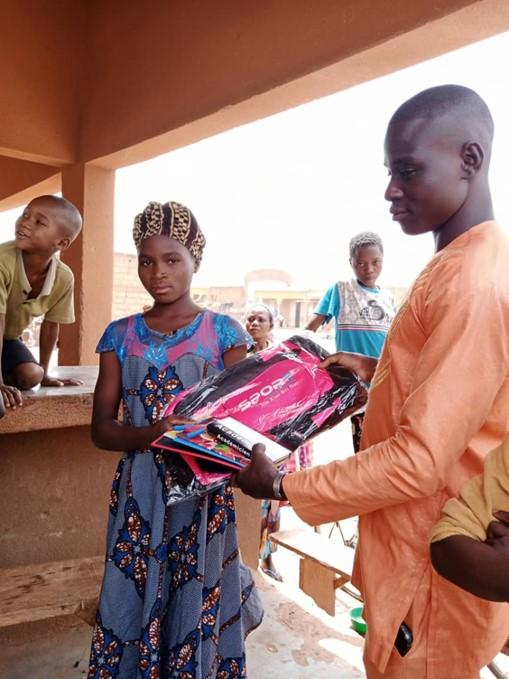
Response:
[0, 367, 97, 434]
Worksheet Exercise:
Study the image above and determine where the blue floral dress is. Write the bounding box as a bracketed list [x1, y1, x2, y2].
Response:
[88, 311, 263, 679]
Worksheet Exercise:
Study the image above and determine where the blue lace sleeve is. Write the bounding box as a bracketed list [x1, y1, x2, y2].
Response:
[213, 313, 252, 354]
[96, 317, 129, 355]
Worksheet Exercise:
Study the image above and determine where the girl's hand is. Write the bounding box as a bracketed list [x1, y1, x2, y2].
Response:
[154, 414, 197, 438]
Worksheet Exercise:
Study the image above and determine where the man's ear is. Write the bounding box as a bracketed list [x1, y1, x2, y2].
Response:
[461, 141, 484, 178]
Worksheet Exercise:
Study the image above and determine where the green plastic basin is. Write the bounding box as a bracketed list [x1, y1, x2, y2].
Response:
[350, 606, 367, 635]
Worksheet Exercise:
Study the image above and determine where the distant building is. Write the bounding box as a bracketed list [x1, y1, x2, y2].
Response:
[112, 252, 406, 327]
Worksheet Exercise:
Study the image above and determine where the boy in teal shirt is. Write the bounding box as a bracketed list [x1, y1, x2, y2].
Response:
[306, 231, 396, 450]
[306, 231, 396, 357]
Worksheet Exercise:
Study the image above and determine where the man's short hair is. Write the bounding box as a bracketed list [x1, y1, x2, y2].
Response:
[389, 85, 494, 160]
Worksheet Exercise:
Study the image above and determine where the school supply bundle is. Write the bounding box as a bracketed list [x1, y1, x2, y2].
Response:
[152, 335, 367, 504]
[152, 416, 288, 472]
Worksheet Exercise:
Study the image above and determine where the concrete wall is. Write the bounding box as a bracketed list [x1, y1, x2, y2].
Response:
[113, 252, 152, 319]
[82, 0, 508, 165]
[0, 426, 118, 568]
[0, 0, 86, 166]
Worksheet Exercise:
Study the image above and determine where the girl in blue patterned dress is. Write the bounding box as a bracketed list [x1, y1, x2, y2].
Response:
[88, 201, 263, 679]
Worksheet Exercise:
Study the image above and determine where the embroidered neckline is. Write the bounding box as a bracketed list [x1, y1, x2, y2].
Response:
[135, 311, 205, 347]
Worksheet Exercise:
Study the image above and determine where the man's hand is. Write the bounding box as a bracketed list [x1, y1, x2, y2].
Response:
[41, 374, 83, 387]
[234, 444, 280, 500]
[0, 383, 23, 409]
[320, 351, 378, 384]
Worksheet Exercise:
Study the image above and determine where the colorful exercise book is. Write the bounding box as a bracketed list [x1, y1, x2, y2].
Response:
[151, 416, 289, 473]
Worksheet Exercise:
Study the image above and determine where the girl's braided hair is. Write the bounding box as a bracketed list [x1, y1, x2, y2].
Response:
[133, 200, 206, 268]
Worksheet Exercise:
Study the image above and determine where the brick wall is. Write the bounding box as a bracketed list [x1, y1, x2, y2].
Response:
[112, 253, 408, 323]
[112, 253, 152, 319]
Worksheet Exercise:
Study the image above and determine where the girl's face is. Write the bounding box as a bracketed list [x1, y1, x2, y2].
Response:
[246, 307, 273, 342]
[137, 235, 196, 304]
[350, 244, 383, 288]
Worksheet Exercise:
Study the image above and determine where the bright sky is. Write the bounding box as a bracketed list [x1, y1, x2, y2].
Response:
[2, 30, 509, 291]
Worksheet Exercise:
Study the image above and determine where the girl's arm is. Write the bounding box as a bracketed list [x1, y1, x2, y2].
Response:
[222, 344, 247, 368]
[91, 351, 170, 451]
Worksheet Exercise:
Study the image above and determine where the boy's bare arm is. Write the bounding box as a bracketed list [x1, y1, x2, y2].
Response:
[304, 314, 327, 332]
[0, 313, 23, 411]
[39, 320, 82, 387]
[430, 526, 509, 602]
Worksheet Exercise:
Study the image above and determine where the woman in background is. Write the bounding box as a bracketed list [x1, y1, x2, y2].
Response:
[245, 304, 314, 582]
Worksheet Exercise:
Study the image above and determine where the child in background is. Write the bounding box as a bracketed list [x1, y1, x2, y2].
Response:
[0, 195, 83, 415]
[245, 303, 313, 582]
[89, 201, 262, 678]
[305, 232, 396, 451]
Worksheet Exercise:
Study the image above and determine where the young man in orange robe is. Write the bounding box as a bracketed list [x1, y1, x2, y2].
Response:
[236, 85, 509, 678]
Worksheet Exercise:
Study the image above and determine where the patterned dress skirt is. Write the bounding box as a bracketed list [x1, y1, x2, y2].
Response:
[88, 311, 263, 678]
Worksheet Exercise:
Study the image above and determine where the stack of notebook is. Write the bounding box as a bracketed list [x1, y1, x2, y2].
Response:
[152, 416, 290, 474]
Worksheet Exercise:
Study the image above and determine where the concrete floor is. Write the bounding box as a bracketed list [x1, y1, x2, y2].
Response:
[2, 420, 509, 678]
[0, 557, 366, 679]
[4, 553, 508, 678]
[246, 553, 365, 678]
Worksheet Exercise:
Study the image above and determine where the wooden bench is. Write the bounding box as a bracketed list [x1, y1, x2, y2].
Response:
[0, 556, 104, 628]
[269, 527, 359, 615]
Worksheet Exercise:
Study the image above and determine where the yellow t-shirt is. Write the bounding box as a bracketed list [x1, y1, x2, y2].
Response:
[431, 435, 509, 543]
[0, 241, 75, 339]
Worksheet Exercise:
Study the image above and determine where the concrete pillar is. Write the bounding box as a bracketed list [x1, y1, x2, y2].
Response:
[59, 164, 115, 365]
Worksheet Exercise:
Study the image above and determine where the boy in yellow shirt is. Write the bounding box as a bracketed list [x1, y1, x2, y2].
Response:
[0, 195, 83, 415]
[431, 437, 509, 602]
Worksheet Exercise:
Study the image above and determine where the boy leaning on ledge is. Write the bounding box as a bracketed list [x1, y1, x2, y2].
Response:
[0, 195, 83, 418]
